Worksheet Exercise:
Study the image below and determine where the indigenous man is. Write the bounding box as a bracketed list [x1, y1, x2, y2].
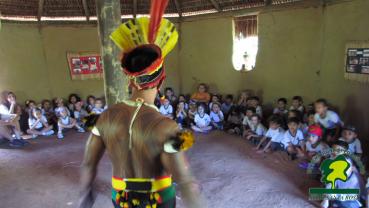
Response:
[78, 1, 203, 208]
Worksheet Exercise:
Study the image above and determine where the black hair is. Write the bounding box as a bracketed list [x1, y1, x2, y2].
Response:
[25, 100, 36, 108]
[86, 95, 96, 104]
[307, 110, 315, 117]
[123, 46, 160, 72]
[289, 109, 302, 120]
[41, 99, 51, 107]
[251, 114, 261, 120]
[249, 96, 260, 101]
[246, 107, 256, 114]
[68, 93, 81, 104]
[287, 117, 300, 125]
[332, 140, 349, 150]
[165, 87, 173, 92]
[30, 107, 42, 120]
[315, 98, 328, 106]
[277, 98, 287, 104]
[292, 96, 303, 102]
[225, 94, 234, 100]
[268, 115, 282, 125]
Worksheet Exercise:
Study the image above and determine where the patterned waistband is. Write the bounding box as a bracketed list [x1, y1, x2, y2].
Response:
[112, 176, 172, 192]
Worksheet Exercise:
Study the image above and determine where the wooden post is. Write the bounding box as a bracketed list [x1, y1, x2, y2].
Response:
[96, 0, 127, 105]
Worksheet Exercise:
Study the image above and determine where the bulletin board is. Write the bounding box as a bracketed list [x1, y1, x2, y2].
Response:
[67, 52, 104, 80]
[344, 41, 369, 83]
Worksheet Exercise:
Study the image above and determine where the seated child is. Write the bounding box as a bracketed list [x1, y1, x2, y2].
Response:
[68, 93, 81, 112]
[237, 90, 252, 107]
[86, 98, 105, 127]
[209, 102, 224, 130]
[339, 125, 362, 158]
[225, 106, 243, 135]
[176, 101, 187, 128]
[304, 125, 328, 160]
[54, 98, 70, 118]
[159, 97, 174, 119]
[191, 83, 211, 104]
[289, 96, 304, 113]
[188, 100, 197, 124]
[221, 94, 234, 119]
[41, 99, 55, 121]
[255, 116, 285, 153]
[281, 117, 305, 160]
[209, 94, 220, 111]
[91, 98, 105, 115]
[27, 108, 54, 138]
[57, 107, 85, 139]
[191, 104, 212, 133]
[25, 100, 37, 115]
[178, 94, 189, 110]
[85, 95, 96, 113]
[320, 140, 366, 208]
[164, 87, 177, 105]
[314, 99, 342, 144]
[273, 98, 288, 116]
[243, 114, 266, 144]
[242, 107, 256, 132]
[248, 96, 263, 118]
[74, 101, 89, 127]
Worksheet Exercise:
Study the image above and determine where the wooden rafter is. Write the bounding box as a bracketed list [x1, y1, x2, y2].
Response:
[264, 0, 272, 6]
[208, 0, 221, 12]
[82, 0, 90, 21]
[133, 0, 138, 18]
[37, 0, 45, 21]
[173, 0, 182, 17]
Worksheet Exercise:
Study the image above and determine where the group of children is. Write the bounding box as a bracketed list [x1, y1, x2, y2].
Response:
[157, 85, 367, 207]
[0, 91, 106, 147]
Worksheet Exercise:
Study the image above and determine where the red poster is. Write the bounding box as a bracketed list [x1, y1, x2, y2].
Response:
[67, 52, 104, 80]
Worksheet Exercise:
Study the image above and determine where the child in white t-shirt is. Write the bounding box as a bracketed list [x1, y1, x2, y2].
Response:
[159, 98, 174, 119]
[27, 108, 54, 138]
[242, 107, 256, 131]
[191, 104, 212, 133]
[244, 114, 266, 144]
[255, 116, 285, 153]
[54, 98, 70, 118]
[304, 125, 328, 160]
[91, 98, 105, 115]
[57, 107, 85, 139]
[289, 96, 304, 113]
[188, 101, 197, 124]
[209, 94, 220, 111]
[209, 102, 224, 130]
[314, 99, 342, 143]
[248, 96, 263, 118]
[178, 95, 189, 110]
[273, 98, 288, 116]
[282, 117, 305, 160]
[339, 125, 362, 158]
[74, 101, 89, 127]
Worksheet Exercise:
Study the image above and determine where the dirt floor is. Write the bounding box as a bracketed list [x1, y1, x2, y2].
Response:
[0, 131, 320, 208]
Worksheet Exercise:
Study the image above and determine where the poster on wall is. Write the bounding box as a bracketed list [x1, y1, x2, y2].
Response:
[344, 41, 369, 83]
[67, 52, 103, 80]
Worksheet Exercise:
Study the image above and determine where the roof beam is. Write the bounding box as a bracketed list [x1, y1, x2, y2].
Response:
[208, 0, 221, 12]
[82, 0, 90, 21]
[37, 0, 45, 21]
[264, 0, 272, 6]
[173, 0, 182, 18]
[133, 0, 138, 18]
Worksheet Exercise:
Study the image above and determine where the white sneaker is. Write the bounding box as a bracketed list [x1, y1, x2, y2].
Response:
[43, 130, 54, 136]
[57, 132, 64, 139]
[32, 134, 37, 139]
[77, 128, 85, 133]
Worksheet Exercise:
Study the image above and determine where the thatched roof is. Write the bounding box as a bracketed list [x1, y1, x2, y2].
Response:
[0, 0, 304, 22]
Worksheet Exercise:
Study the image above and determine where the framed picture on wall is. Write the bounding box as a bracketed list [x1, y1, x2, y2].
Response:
[67, 52, 104, 80]
[344, 41, 369, 83]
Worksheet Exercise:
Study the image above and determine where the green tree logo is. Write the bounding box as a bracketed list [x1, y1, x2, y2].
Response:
[320, 155, 350, 189]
